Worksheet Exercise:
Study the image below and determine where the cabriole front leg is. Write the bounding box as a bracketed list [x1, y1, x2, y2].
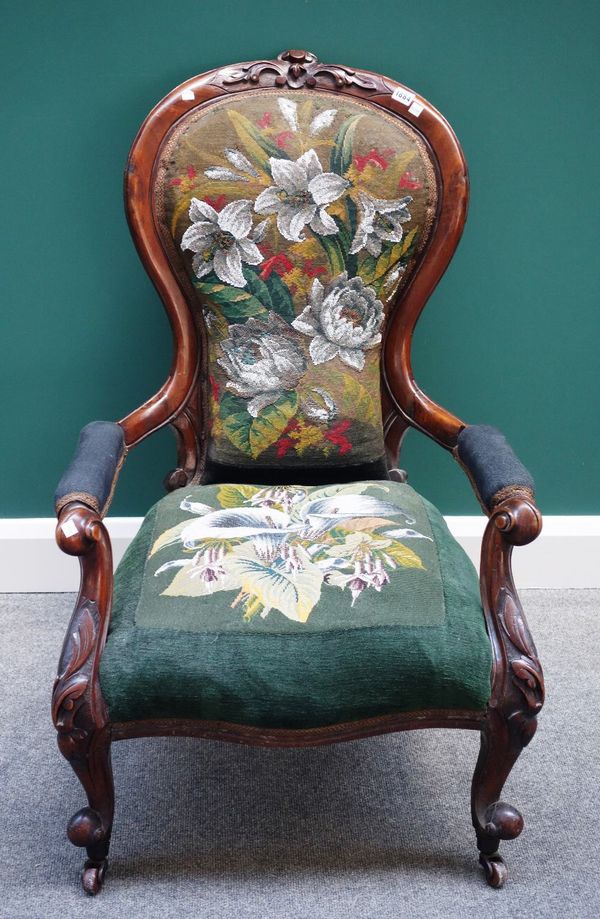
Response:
[472, 496, 544, 888]
[52, 504, 115, 895]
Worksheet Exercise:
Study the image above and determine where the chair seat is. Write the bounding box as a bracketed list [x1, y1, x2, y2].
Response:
[100, 481, 492, 728]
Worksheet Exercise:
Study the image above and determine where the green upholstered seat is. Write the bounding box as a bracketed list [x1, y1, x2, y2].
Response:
[100, 481, 492, 728]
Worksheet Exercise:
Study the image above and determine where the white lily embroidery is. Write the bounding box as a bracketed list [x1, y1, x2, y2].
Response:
[254, 149, 349, 242]
[277, 98, 338, 137]
[349, 191, 413, 257]
[309, 109, 338, 135]
[204, 148, 260, 183]
[384, 527, 433, 541]
[181, 198, 263, 288]
[278, 97, 299, 132]
[151, 484, 430, 621]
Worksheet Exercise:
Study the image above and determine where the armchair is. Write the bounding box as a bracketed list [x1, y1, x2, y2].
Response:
[53, 49, 543, 895]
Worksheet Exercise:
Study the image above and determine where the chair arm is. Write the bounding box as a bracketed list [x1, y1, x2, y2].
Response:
[455, 425, 538, 529]
[54, 421, 127, 517]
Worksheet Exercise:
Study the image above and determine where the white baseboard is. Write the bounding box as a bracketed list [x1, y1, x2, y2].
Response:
[1, 516, 598, 593]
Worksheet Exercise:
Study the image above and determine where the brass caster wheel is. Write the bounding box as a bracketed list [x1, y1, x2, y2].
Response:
[479, 851, 508, 888]
[81, 858, 107, 896]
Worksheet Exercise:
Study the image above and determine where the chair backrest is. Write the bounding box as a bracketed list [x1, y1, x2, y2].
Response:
[122, 50, 468, 486]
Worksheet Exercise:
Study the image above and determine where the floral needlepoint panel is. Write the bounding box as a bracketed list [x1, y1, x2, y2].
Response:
[133, 481, 446, 634]
[155, 91, 438, 471]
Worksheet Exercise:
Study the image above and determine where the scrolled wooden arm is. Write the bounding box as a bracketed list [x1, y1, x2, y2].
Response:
[489, 493, 542, 546]
[52, 503, 114, 757]
[56, 503, 109, 556]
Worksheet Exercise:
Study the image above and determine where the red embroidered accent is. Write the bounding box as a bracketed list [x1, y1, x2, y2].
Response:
[325, 420, 353, 455]
[204, 194, 227, 211]
[302, 259, 327, 278]
[170, 165, 198, 187]
[275, 130, 295, 149]
[209, 375, 220, 401]
[399, 170, 422, 190]
[260, 254, 294, 279]
[353, 148, 394, 172]
[275, 418, 300, 458]
[276, 437, 295, 458]
[257, 112, 272, 128]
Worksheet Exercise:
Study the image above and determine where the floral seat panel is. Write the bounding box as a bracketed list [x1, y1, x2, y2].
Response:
[156, 91, 437, 473]
[99, 481, 492, 727]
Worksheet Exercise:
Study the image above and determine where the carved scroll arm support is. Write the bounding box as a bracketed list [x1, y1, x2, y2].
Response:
[53, 504, 114, 749]
[53, 505, 115, 863]
[471, 494, 544, 859]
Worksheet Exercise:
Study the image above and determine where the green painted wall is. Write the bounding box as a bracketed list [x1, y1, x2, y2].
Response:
[1, 0, 598, 517]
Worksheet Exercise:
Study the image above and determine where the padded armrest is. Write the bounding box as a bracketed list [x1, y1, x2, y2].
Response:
[54, 421, 126, 516]
[456, 425, 535, 510]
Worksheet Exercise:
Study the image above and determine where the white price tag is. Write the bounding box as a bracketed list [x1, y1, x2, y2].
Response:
[408, 101, 424, 118]
[392, 87, 415, 107]
[61, 518, 78, 538]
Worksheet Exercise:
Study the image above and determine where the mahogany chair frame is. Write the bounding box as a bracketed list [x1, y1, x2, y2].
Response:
[52, 50, 544, 895]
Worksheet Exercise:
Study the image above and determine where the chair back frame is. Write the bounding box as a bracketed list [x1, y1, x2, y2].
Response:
[121, 49, 468, 484]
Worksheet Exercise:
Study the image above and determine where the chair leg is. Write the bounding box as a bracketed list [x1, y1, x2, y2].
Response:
[473, 497, 544, 888]
[471, 708, 530, 888]
[62, 726, 115, 895]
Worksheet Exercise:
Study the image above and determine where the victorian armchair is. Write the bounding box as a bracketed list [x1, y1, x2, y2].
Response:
[53, 49, 543, 896]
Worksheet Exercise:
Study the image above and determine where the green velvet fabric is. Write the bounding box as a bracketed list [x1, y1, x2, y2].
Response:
[100, 482, 492, 727]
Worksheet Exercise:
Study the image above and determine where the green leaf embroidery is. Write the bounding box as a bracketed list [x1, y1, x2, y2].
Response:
[220, 391, 298, 459]
[242, 268, 274, 310]
[248, 392, 298, 458]
[227, 110, 289, 171]
[262, 270, 296, 323]
[383, 539, 425, 569]
[195, 278, 269, 321]
[359, 228, 420, 292]
[220, 392, 253, 456]
[319, 234, 346, 276]
[217, 484, 262, 507]
[358, 253, 378, 287]
[339, 375, 379, 426]
[330, 114, 363, 177]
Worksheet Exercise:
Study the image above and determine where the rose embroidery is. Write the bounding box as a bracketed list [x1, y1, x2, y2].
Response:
[217, 312, 307, 417]
[292, 272, 384, 371]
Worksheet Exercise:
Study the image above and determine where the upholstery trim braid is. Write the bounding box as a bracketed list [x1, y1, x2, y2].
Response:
[489, 483, 535, 508]
[55, 491, 101, 514]
[54, 421, 126, 517]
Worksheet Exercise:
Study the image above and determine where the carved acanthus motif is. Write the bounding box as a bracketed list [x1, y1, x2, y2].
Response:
[497, 586, 544, 717]
[52, 600, 99, 756]
[215, 49, 392, 94]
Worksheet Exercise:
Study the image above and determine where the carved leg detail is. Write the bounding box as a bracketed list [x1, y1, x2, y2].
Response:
[61, 728, 114, 895]
[471, 708, 535, 888]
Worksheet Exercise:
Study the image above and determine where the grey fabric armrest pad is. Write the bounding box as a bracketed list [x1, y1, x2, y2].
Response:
[456, 425, 535, 507]
[54, 421, 125, 514]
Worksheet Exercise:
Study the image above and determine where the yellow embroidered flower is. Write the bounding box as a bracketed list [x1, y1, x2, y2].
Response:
[288, 421, 332, 453]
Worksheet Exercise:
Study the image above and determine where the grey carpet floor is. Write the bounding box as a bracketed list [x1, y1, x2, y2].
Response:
[0, 590, 598, 919]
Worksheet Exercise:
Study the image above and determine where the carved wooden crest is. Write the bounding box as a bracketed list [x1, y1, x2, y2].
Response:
[214, 48, 392, 94]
